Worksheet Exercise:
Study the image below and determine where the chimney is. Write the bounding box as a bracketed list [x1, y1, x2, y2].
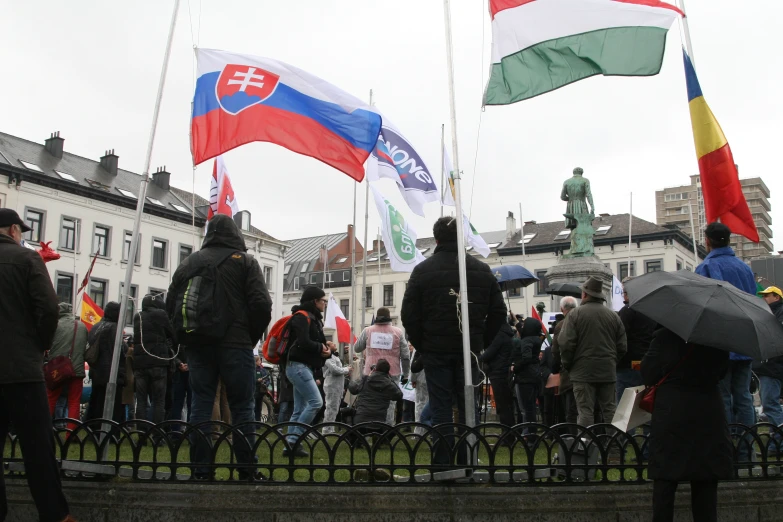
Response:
[44, 131, 64, 158]
[505, 211, 516, 240]
[152, 166, 171, 190]
[372, 239, 380, 252]
[100, 149, 118, 175]
[524, 220, 537, 226]
[347, 224, 354, 243]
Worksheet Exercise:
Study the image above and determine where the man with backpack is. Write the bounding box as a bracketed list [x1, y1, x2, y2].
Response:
[167, 214, 272, 481]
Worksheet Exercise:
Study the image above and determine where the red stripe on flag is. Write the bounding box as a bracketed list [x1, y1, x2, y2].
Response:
[335, 317, 352, 344]
[489, 0, 536, 19]
[612, 0, 684, 16]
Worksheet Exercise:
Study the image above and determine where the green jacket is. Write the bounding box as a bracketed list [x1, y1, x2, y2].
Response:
[48, 303, 88, 378]
[558, 300, 627, 384]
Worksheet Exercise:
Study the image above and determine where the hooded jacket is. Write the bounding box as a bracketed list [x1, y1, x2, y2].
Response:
[0, 232, 59, 384]
[479, 322, 515, 379]
[753, 299, 783, 381]
[87, 302, 127, 386]
[49, 303, 88, 378]
[348, 371, 404, 424]
[133, 294, 176, 369]
[286, 302, 327, 370]
[166, 214, 272, 349]
[511, 318, 543, 385]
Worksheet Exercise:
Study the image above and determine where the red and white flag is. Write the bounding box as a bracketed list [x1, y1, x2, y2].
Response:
[324, 292, 352, 344]
[208, 156, 240, 219]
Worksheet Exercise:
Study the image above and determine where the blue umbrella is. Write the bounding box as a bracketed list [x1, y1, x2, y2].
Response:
[491, 265, 539, 292]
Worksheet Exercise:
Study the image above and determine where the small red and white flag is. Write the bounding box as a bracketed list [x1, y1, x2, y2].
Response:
[208, 155, 240, 219]
[324, 292, 352, 344]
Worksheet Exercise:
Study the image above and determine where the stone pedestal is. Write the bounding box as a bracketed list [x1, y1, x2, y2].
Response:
[545, 256, 614, 303]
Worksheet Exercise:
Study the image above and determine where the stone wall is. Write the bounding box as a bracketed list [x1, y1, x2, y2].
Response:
[6, 479, 783, 521]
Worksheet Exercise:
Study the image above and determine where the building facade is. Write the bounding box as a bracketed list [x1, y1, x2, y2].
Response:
[655, 173, 773, 261]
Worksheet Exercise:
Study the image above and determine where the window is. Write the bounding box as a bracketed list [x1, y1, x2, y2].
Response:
[535, 270, 549, 296]
[237, 211, 251, 231]
[343, 271, 350, 282]
[340, 299, 350, 318]
[645, 260, 663, 273]
[151, 238, 168, 269]
[171, 203, 189, 213]
[179, 244, 192, 265]
[325, 272, 334, 283]
[59, 217, 79, 251]
[310, 274, 318, 284]
[93, 225, 111, 257]
[88, 279, 107, 309]
[365, 286, 372, 308]
[123, 231, 141, 264]
[117, 188, 136, 199]
[685, 264, 693, 272]
[519, 233, 537, 244]
[418, 248, 429, 255]
[146, 197, 165, 207]
[336, 256, 348, 264]
[676, 259, 683, 271]
[508, 287, 521, 298]
[149, 288, 167, 302]
[19, 160, 42, 172]
[300, 262, 309, 273]
[284, 265, 292, 275]
[24, 209, 44, 242]
[383, 284, 394, 307]
[664, 192, 688, 202]
[119, 283, 139, 327]
[618, 261, 637, 280]
[293, 277, 300, 291]
[263, 266, 273, 287]
[595, 225, 612, 236]
[55, 170, 78, 182]
[55, 273, 74, 305]
[554, 230, 571, 241]
[487, 242, 501, 249]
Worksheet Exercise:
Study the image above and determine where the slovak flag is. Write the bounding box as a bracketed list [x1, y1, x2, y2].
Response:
[208, 156, 240, 219]
[324, 293, 352, 344]
[191, 48, 382, 182]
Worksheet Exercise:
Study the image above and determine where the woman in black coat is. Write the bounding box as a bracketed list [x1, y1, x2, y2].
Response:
[511, 318, 543, 430]
[641, 328, 734, 522]
[478, 322, 516, 428]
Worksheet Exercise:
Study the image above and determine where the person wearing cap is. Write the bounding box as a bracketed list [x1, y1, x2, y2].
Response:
[755, 286, 783, 455]
[0, 209, 74, 521]
[558, 276, 627, 427]
[696, 222, 757, 461]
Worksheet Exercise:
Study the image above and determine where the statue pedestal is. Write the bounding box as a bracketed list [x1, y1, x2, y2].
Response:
[545, 256, 614, 303]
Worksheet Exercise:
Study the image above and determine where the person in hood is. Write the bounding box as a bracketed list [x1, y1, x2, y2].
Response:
[47, 303, 88, 430]
[86, 301, 127, 423]
[284, 286, 333, 457]
[0, 209, 73, 522]
[348, 358, 404, 424]
[756, 286, 783, 455]
[511, 317, 544, 431]
[133, 293, 175, 430]
[166, 214, 272, 481]
[321, 346, 352, 434]
[479, 319, 516, 429]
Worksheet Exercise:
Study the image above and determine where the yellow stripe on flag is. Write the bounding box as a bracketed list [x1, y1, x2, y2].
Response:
[688, 97, 728, 159]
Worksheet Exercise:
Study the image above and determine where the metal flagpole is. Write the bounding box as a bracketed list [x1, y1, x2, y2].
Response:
[519, 203, 527, 315]
[688, 200, 699, 266]
[361, 89, 373, 330]
[628, 193, 633, 277]
[377, 229, 382, 308]
[677, 0, 696, 64]
[440, 124, 445, 218]
[103, 0, 181, 427]
[72, 219, 78, 307]
[350, 185, 357, 363]
[443, 0, 476, 433]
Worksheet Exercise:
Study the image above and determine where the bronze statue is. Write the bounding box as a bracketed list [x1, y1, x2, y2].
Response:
[560, 167, 596, 257]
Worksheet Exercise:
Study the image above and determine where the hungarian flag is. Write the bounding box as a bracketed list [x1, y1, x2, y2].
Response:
[208, 155, 240, 220]
[484, 0, 683, 105]
[81, 294, 104, 332]
[324, 293, 352, 343]
[530, 306, 548, 337]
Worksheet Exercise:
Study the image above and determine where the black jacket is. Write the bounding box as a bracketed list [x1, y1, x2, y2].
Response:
[617, 304, 656, 369]
[400, 241, 507, 355]
[286, 302, 327, 370]
[133, 295, 176, 369]
[511, 318, 543, 385]
[641, 328, 733, 481]
[479, 323, 514, 379]
[348, 372, 403, 424]
[87, 302, 127, 386]
[167, 215, 272, 349]
[0, 233, 59, 384]
[753, 300, 783, 381]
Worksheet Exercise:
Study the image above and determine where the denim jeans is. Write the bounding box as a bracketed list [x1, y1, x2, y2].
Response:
[285, 361, 323, 445]
[278, 401, 294, 424]
[167, 370, 192, 427]
[719, 360, 755, 461]
[420, 402, 433, 426]
[515, 383, 538, 434]
[188, 346, 256, 477]
[759, 376, 783, 451]
[135, 367, 168, 426]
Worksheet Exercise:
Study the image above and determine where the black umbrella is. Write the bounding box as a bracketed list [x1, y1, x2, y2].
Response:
[546, 282, 583, 298]
[491, 265, 538, 292]
[624, 270, 783, 360]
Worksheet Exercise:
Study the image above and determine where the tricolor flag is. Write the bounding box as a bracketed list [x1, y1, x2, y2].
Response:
[324, 293, 352, 344]
[442, 145, 491, 258]
[191, 48, 382, 181]
[484, 0, 683, 105]
[208, 156, 240, 219]
[81, 294, 104, 332]
[370, 184, 426, 273]
[683, 51, 758, 242]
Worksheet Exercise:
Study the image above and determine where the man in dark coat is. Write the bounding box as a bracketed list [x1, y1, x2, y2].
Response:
[0, 209, 72, 522]
[87, 301, 127, 422]
[616, 282, 656, 402]
[511, 318, 543, 431]
[401, 217, 506, 465]
[641, 328, 733, 522]
[133, 294, 175, 427]
[478, 321, 515, 428]
[167, 214, 272, 480]
[756, 286, 783, 454]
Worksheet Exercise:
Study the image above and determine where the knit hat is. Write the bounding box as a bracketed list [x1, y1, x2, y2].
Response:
[300, 286, 326, 304]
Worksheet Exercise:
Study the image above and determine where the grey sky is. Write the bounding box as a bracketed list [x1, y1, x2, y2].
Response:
[2, 1, 779, 249]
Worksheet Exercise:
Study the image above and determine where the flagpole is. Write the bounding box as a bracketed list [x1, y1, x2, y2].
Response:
[361, 89, 373, 330]
[676, 0, 696, 64]
[377, 229, 382, 309]
[440, 124, 445, 218]
[72, 219, 78, 307]
[519, 202, 528, 315]
[688, 199, 699, 267]
[103, 0, 180, 428]
[443, 0, 477, 432]
[628, 193, 633, 277]
[350, 183, 357, 363]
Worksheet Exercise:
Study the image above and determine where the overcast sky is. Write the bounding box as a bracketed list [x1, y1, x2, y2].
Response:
[2, 1, 780, 250]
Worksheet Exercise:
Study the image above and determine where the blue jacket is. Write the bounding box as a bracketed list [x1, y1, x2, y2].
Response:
[696, 246, 757, 361]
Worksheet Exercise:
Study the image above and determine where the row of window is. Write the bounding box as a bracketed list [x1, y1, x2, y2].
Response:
[363, 285, 395, 308]
[664, 192, 689, 202]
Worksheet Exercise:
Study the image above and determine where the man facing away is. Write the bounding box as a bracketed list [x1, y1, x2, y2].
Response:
[0, 209, 74, 522]
[558, 277, 627, 427]
[167, 214, 272, 480]
[401, 216, 507, 466]
[755, 286, 783, 455]
[696, 222, 757, 460]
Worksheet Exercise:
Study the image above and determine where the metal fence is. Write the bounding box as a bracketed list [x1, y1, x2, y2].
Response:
[4, 420, 783, 485]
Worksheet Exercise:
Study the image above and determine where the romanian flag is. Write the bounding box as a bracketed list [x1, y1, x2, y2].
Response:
[683, 51, 759, 242]
[81, 294, 104, 332]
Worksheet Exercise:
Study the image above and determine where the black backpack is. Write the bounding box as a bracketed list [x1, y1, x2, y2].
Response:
[171, 248, 236, 342]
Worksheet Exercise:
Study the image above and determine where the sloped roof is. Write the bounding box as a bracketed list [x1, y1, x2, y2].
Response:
[285, 233, 347, 264]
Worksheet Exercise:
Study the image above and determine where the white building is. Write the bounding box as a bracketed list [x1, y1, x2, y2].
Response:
[0, 130, 288, 328]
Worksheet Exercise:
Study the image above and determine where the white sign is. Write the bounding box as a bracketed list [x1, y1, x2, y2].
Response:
[369, 332, 394, 350]
[399, 380, 416, 402]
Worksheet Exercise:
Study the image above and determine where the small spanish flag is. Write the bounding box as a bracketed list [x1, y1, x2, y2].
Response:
[81, 294, 104, 332]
